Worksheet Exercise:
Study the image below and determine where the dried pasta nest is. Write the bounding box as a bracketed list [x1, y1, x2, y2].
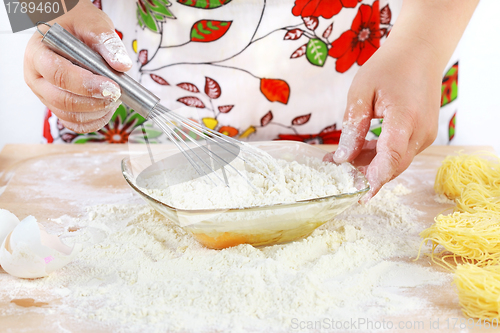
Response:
[434, 152, 500, 200]
[455, 264, 500, 321]
[420, 152, 500, 320]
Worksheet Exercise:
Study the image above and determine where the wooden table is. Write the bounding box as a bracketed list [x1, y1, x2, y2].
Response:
[0, 144, 496, 332]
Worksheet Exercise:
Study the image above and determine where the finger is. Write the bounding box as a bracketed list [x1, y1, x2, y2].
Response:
[359, 148, 413, 205]
[74, 18, 132, 71]
[33, 77, 118, 113]
[34, 46, 121, 100]
[361, 109, 414, 203]
[333, 89, 374, 164]
[324, 139, 377, 166]
[48, 100, 121, 124]
[351, 139, 378, 168]
[390, 130, 431, 179]
[60, 109, 115, 134]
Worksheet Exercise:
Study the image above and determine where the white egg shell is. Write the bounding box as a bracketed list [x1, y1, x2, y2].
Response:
[0, 216, 80, 278]
[0, 209, 20, 247]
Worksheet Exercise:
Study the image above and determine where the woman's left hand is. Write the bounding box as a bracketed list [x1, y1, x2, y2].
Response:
[324, 35, 443, 203]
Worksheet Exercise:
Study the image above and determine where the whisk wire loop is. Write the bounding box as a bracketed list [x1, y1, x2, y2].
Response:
[164, 109, 277, 184]
[152, 115, 226, 187]
[151, 108, 262, 190]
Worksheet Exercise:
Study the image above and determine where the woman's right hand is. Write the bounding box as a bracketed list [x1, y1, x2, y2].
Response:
[24, 0, 132, 133]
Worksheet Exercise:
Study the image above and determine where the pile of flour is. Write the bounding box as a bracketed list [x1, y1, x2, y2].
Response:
[0, 184, 451, 332]
[142, 156, 358, 209]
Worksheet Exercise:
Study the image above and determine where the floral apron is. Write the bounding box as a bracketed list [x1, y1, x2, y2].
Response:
[43, 0, 458, 145]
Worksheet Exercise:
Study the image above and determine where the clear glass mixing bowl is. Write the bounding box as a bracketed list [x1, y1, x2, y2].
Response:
[122, 141, 369, 249]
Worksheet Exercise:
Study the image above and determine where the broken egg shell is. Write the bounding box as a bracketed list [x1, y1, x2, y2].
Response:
[0, 209, 20, 247]
[0, 216, 81, 279]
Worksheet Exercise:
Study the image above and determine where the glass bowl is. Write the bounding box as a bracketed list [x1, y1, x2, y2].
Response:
[122, 141, 369, 249]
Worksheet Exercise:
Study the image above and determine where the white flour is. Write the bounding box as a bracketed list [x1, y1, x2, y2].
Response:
[0, 185, 451, 332]
[434, 193, 456, 205]
[143, 157, 358, 209]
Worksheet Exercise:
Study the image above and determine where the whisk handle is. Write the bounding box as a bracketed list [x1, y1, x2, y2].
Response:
[39, 23, 159, 119]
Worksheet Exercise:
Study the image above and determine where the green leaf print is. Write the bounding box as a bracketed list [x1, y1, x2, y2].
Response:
[370, 119, 383, 137]
[74, 137, 93, 144]
[449, 112, 456, 141]
[128, 112, 147, 128]
[177, 0, 232, 9]
[137, 0, 176, 33]
[143, 125, 163, 139]
[306, 39, 328, 67]
[441, 62, 458, 107]
[370, 127, 382, 137]
[190, 20, 232, 42]
[111, 104, 128, 123]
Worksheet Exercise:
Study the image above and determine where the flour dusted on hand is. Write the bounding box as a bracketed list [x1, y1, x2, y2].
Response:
[142, 156, 358, 209]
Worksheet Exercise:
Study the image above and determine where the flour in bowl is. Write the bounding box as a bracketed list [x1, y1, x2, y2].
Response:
[142, 157, 359, 209]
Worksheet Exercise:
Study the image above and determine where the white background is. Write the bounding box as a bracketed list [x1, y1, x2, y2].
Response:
[0, 0, 499, 152]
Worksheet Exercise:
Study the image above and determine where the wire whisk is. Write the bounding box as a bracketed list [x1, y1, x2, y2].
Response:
[38, 22, 277, 188]
[149, 106, 278, 188]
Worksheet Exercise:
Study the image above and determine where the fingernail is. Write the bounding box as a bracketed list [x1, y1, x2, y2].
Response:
[112, 45, 133, 68]
[104, 100, 122, 111]
[333, 146, 348, 163]
[100, 82, 121, 101]
[360, 191, 372, 205]
[361, 167, 379, 204]
[357, 165, 368, 175]
[99, 32, 133, 67]
[323, 153, 334, 163]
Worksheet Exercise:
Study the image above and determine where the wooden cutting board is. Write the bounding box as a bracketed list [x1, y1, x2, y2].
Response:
[0, 144, 495, 332]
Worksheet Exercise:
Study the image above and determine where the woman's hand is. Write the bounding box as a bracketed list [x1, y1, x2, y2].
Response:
[324, 36, 442, 202]
[24, 0, 132, 133]
[325, 0, 479, 203]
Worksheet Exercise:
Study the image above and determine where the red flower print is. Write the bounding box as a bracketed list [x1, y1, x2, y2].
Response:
[219, 126, 238, 137]
[328, 1, 381, 73]
[67, 105, 149, 144]
[276, 124, 341, 144]
[101, 127, 131, 143]
[292, 0, 361, 19]
[43, 109, 54, 143]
